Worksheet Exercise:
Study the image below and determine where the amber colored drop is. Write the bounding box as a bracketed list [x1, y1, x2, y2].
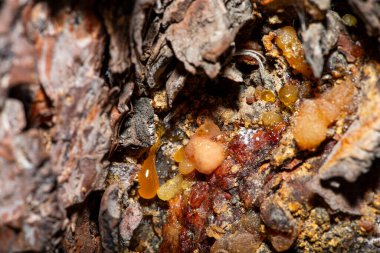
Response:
[138, 141, 160, 199]
[293, 100, 328, 150]
[293, 80, 355, 150]
[260, 89, 276, 103]
[342, 14, 357, 27]
[196, 118, 221, 137]
[262, 111, 283, 127]
[185, 136, 225, 175]
[179, 156, 196, 175]
[279, 84, 298, 106]
[174, 146, 185, 163]
[177, 119, 225, 175]
[157, 174, 183, 201]
[274, 26, 312, 78]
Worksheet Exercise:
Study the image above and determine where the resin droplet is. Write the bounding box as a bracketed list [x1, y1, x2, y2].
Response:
[179, 156, 196, 175]
[138, 141, 160, 199]
[274, 26, 312, 77]
[177, 118, 225, 175]
[294, 80, 355, 150]
[279, 84, 299, 106]
[185, 136, 225, 175]
[261, 89, 276, 103]
[342, 14, 357, 27]
[157, 174, 183, 201]
[262, 111, 283, 127]
[197, 118, 222, 137]
[174, 146, 185, 163]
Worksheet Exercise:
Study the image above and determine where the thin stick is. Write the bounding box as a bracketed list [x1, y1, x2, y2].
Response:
[234, 49, 267, 84]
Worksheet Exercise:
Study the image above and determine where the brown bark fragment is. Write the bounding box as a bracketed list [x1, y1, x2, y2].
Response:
[166, 67, 188, 107]
[99, 184, 121, 252]
[167, 0, 253, 78]
[349, 0, 380, 37]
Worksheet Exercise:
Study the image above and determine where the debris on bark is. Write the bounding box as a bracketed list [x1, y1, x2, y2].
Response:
[1, 0, 380, 252]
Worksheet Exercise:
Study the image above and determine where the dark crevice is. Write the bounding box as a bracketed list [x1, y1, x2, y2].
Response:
[320, 158, 380, 207]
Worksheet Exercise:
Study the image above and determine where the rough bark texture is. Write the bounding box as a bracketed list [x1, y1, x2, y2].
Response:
[0, 0, 380, 252]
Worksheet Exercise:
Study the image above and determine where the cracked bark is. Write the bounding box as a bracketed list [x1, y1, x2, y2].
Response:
[0, 0, 380, 252]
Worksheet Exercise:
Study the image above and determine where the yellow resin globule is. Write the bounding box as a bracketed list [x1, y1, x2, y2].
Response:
[261, 89, 276, 103]
[279, 84, 299, 106]
[261, 111, 283, 127]
[179, 156, 196, 175]
[138, 140, 160, 199]
[157, 174, 183, 201]
[173, 146, 185, 163]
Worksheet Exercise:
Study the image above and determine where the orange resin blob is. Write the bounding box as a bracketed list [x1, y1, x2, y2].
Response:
[174, 146, 185, 163]
[179, 156, 196, 175]
[294, 80, 355, 150]
[274, 26, 312, 78]
[175, 146, 196, 175]
[293, 100, 328, 150]
[185, 136, 225, 174]
[176, 119, 226, 175]
[138, 140, 161, 199]
[157, 174, 183, 201]
[260, 89, 276, 103]
[196, 118, 222, 137]
[261, 111, 283, 127]
[279, 84, 299, 106]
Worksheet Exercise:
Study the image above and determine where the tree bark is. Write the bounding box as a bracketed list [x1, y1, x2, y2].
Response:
[0, 0, 379, 252]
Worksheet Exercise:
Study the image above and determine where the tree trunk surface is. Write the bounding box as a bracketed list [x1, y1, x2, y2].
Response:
[0, 0, 379, 252]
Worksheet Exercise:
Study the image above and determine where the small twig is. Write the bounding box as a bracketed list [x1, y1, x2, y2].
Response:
[234, 49, 267, 84]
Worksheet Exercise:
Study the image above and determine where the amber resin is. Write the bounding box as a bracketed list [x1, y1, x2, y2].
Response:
[261, 111, 283, 127]
[294, 80, 355, 150]
[177, 119, 226, 175]
[279, 84, 299, 106]
[138, 139, 161, 199]
[260, 89, 276, 103]
[157, 174, 183, 201]
[275, 26, 312, 78]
